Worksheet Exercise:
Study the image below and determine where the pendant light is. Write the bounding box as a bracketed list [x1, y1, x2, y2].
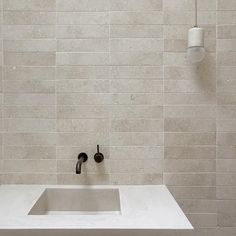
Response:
[187, 0, 205, 64]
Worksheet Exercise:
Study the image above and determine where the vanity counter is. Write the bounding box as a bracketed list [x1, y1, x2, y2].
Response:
[0, 185, 193, 231]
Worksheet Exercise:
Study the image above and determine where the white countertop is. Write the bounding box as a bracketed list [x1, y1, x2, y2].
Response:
[0, 185, 193, 230]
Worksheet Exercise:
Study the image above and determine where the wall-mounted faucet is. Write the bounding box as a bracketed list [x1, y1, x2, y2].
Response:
[76, 153, 88, 174]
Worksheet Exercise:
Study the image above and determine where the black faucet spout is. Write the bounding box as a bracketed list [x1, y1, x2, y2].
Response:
[76, 153, 88, 174]
[76, 158, 83, 174]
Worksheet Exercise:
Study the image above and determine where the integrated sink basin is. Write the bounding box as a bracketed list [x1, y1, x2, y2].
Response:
[0, 185, 193, 234]
[28, 188, 121, 215]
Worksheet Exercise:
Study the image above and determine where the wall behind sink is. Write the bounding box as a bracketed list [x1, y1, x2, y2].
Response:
[0, 0, 236, 235]
[0, 0, 165, 185]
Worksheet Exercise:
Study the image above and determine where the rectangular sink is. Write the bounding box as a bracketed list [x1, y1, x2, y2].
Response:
[28, 188, 121, 215]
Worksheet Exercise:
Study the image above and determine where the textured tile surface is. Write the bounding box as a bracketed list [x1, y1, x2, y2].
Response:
[0, 0, 235, 235]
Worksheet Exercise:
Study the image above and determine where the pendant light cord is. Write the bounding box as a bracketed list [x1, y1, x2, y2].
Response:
[194, 0, 198, 27]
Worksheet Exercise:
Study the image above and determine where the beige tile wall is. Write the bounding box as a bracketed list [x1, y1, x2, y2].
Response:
[217, 0, 236, 235]
[163, 1, 217, 236]
[0, 0, 236, 235]
[0, 0, 165, 185]
[2, 0, 57, 184]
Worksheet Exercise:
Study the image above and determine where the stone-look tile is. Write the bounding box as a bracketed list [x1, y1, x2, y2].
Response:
[3, 159, 56, 173]
[4, 133, 56, 146]
[165, 106, 216, 118]
[110, 11, 163, 25]
[3, 0, 56, 11]
[217, 67, 236, 81]
[57, 133, 109, 146]
[56, 25, 109, 39]
[110, 25, 163, 38]
[164, 159, 216, 172]
[111, 132, 163, 146]
[110, 80, 163, 93]
[217, 106, 236, 118]
[57, 93, 112, 105]
[110, 66, 163, 79]
[110, 106, 163, 119]
[217, 228, 236, 236]
[186, 213, 217, 228]
[110, 159, 163, 174]
[57, 0, 109, 11]
[217, 11, 236, 25]
[217, 133, 236, 146]
[110, 146, 163, 160]
[4, 52, 56, 66]
[217, 160, 236, 172]
[165, 93, 216, 105]
[110, 52, 163, 66]
[110, 0, 162, 11]
[217, 25, 236, 39]
[4, 94, 55, 105]
[2, 173, 57, 184]
[57, 80, 109, 93]
[56, 53, 109, 66]
[217, 146, 236, 159]
[165, 118, 216, 132]
[164, 173, 216, 186]
[4, 80, 55, 93]
[110, 39, 163, 52]
[164, 66, 215, 81]
[218, 200, 236, 226]
[164, 0, 216, 11]
[57, 12, 109, 25]
[4, 119, 56, 132]
[165, 79, 215, 93]
[177, 199, 217, 213]
[4, 66, 55, 80]
[217, 173, 236, 186]
[57, 174, 110, 185]
[4, 40, 57, 52]
[217, 120, 236, 132]
[165, 146, 216, 159]
[58, 39, 109, 52]
[164, 11, 216, 25]
[57, 106, 109, 119]
[4, 146, 56, 160]
[3, 25, 55, 39]
[111, 119, 163, 132]
[217, 39, 236, 52]
[218, 0, 236, 10]
[168, 186, 216, 199]
[3, 11, 56, 25]
[217, 187, 236, 200]
[110, 174, 162, 185]
[111, 94, 163, 105]
[57, 66, 109, 80]
[217, 52, 236, 66]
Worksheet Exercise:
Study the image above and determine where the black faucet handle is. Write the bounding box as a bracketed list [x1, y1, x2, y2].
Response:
[94, 145, 104, 163]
